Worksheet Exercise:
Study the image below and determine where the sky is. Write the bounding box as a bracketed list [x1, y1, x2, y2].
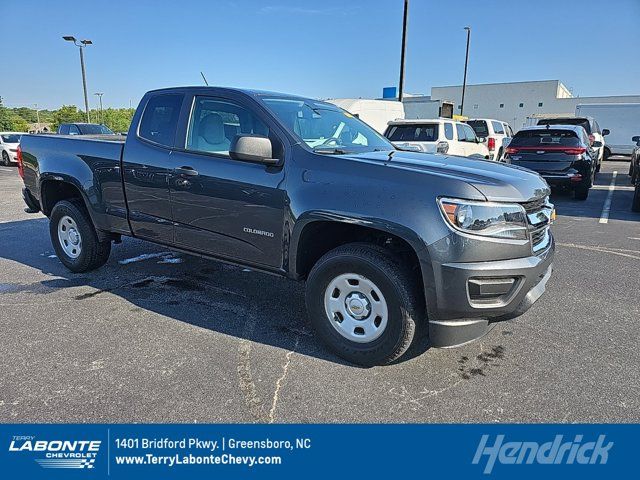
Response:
[1, 0, 639, 110]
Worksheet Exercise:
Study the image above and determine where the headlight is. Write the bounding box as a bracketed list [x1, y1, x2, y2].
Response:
[438, 197, 528, 240]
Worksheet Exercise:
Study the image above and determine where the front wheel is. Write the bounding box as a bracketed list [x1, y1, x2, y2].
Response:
[1, 151, 9, 166]
[305, 243, 423, 366]
[49, 199, 111, 272]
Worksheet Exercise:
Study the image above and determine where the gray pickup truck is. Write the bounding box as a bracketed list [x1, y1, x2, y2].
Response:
[18, 87, 555, 365]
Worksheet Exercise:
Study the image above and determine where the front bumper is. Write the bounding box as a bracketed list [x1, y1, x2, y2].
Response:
[426, 237, 555, 347]
[3, 152, 18, 164]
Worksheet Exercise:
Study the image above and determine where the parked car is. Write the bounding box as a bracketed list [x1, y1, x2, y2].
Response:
[57, 123, 116, 135]
[465, 118, 514, 161]
[630, 135, 640, 212]
[505, 125, 597, 200]
[536, 116, 607, 169]
[576, 103, 640, 158]
[0, 132, 22, 166]
[18, 86, 554, 366]
[384, 119, 490, 159]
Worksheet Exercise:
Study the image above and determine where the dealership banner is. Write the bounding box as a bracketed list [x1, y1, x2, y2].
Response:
[0, 424, 634, 479]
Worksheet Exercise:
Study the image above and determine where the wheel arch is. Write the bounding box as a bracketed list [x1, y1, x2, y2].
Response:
[289, 214, 431, 308]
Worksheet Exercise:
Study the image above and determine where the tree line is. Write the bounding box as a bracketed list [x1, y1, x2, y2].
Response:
[0, 103, 135, 133]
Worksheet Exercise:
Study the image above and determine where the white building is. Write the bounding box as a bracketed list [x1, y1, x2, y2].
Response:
[403, 80, 640, 131]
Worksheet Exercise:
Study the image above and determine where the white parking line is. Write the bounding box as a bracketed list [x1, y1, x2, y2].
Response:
[599, 171, 618, 224]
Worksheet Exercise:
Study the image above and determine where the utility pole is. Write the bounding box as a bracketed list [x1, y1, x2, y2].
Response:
[94, 93, 104, 124]
[63, 36, 93, 123]
[460, 26, 471, 117]
[398, 0, 409, 102]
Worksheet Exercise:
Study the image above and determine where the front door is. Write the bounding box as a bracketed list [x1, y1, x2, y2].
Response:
[168, 95, 286, 269]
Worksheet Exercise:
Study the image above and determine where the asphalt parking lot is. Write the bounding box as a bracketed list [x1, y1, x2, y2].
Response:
[1, 161, 638, 423]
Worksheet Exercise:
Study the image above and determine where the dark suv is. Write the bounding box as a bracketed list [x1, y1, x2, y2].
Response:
[505, 125, 597, 200]
[536, 116, 609, 168]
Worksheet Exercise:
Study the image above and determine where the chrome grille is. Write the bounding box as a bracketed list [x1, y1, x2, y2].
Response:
[521, 196, 553, 253]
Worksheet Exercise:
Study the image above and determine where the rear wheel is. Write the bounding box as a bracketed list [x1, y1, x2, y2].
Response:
[574, 185, 590, 201]
[49, 199, 111, 272]
[1, 151, 9, 166]
[632, 184, 640, 213]
[305, 243, 423, 366]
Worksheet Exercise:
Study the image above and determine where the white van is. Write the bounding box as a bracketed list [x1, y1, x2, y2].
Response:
[327, 99, 405, 134]
[384, 118, 490, 159]
[576, 103, 640, 157]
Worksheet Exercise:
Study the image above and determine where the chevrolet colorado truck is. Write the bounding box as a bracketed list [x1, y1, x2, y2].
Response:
[18, 87, 555, 366]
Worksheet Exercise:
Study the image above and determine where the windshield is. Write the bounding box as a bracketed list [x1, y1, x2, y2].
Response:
[537, 118, 590, 134]
[386, 124, 439, 142]
[78, 124, 115, 135]
[261, 97, 393, 154]
[1, 134, 20, 143]
[466, 120, 489, 137]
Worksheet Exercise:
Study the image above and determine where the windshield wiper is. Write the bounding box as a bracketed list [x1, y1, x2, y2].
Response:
[313, 146, 349, 155]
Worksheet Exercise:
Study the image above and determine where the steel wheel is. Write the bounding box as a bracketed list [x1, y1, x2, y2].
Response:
[324, 273, 389, 343]
[57, 215, 83, 259]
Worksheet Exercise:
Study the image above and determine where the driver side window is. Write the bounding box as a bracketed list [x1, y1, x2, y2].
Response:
[186, 97, 269, 156]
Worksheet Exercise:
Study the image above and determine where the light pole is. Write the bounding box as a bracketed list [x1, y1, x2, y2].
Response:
[460, 26, 471, 117]
[63, 36, 92, 123]
[94, 92, 104, 124]
[398, 0, 409, 102]
[33, 104, 41, 126]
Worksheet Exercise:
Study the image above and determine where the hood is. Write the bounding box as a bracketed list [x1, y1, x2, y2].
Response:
[345, 150, 550, 203]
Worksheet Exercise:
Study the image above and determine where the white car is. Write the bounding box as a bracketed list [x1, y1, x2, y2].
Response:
[0, 132, 21, 166]
[465, 118, 514, 161]
[384, 119, 490, 159]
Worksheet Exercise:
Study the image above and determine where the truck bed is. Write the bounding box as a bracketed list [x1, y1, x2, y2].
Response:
[20, 133, 130, 236]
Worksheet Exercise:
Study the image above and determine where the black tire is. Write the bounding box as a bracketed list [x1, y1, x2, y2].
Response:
[632, 184, 640, 213]
[496, 148, 504, 162]
[1, 151, 9, 166]
[603, 147, 611, 161]
[596, 156, 601, 173]
[305, 243, 423, 366]
[574, 185, 590, 201]
[49, 199, 111, 272]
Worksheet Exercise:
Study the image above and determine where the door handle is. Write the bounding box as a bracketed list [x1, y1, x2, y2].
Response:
[174, 166, 199, 176]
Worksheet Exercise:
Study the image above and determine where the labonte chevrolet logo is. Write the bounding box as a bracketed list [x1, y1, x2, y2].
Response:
[9, 436, 101, 469]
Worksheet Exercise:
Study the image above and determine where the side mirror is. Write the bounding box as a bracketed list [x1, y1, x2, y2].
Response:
[229, 135, 279, 165]
[632, 136, 640, 143]
[592, 141, 603, 148]
[477, 137, 486, 144]
[602, 129, 610, 136]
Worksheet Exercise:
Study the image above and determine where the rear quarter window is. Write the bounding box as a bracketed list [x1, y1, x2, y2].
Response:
[491, 121, 505, 134]
[466, 120, 489, 137]
[444, 123, 454, 140]
[386, 124, 439, 142]
[138, 94, 184, 147]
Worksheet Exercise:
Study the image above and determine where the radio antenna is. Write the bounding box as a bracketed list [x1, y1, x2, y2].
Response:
[200, 71, 209, 86]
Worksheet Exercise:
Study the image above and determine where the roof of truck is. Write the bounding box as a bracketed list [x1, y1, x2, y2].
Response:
[146, 86, 315, 101]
